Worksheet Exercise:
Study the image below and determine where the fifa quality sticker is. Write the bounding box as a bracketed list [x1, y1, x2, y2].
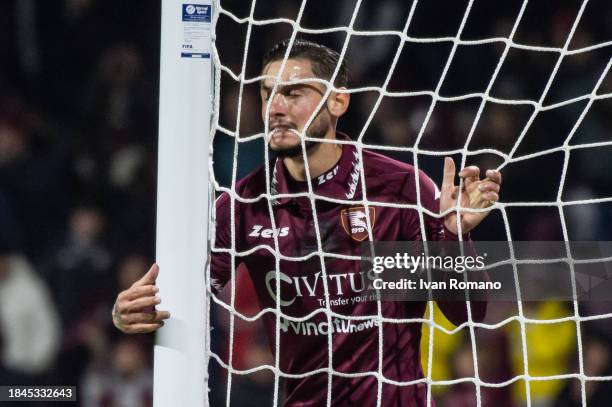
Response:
[181, 3, 212, 58]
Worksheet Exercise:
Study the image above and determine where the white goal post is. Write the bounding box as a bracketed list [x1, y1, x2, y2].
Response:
[154, 1, 214, 407]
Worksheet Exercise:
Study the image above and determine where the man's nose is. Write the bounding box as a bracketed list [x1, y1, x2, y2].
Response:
[269, 93, 287, 116]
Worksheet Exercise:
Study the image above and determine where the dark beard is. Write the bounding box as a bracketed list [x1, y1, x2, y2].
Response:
[271, 118, 328, 159]
[273, 139, 317, 158]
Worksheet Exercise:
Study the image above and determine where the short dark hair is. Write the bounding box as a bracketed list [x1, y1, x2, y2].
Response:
[262, 39, 348, 88]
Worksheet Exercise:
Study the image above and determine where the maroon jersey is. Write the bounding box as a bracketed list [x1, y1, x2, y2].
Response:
[211, 134, 486, 406]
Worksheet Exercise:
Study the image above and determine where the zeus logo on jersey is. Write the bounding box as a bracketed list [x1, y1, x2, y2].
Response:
[249, 225, 289, 238]
[317, 165, 339, 185]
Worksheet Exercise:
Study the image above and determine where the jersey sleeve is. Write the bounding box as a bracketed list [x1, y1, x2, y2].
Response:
[209, 192, 232, 294]
[415, 170, 487, 325]
[414, 169, 470, 242]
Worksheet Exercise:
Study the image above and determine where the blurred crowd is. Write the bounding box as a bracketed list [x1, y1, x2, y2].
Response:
[0, 0, 610, 406]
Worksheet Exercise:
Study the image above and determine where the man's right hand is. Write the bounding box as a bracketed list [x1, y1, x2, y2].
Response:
[112, 263, 171, 333]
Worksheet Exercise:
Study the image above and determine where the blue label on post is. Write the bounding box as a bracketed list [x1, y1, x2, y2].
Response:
[182, 4, 211, 22]
[181, 52, 211, 58]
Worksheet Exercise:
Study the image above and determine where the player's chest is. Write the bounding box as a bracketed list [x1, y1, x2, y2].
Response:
[238, 203, 404, 257]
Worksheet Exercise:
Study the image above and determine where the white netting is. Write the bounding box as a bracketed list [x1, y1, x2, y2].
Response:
[207, 0, 612, 406]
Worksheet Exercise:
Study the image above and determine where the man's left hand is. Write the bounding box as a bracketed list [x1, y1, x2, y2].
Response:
[440, 157, 502, 235]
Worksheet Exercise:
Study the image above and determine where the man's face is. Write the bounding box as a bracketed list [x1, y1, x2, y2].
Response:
[261, 58, 331, 158]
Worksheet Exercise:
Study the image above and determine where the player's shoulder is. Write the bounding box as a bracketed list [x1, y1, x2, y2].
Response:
[215, 162, 270, 211]
[361, 148, 416, 177]
[361, 149, 439, 202]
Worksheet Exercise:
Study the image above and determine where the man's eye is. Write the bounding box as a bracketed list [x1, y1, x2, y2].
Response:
[287, 91, 301, 97]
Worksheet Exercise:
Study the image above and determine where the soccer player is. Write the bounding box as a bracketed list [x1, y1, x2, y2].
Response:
[112, 39, 502, 406]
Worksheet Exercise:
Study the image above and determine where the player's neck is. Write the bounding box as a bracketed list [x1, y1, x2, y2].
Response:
[283, 135, 342, 182]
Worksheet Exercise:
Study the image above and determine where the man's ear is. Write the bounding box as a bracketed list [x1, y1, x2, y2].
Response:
[327, 88, 350, 117]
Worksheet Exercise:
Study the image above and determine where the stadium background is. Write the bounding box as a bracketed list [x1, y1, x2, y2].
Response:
[0, 0, 610, 406]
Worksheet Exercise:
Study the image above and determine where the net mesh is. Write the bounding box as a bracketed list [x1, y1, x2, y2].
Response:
[207, 0, 612, 406]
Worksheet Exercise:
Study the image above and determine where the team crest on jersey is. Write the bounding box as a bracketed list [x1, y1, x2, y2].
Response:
[340, 206, 376, 241]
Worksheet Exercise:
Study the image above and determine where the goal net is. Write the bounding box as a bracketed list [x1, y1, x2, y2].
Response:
[207, 0, 612, 406]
